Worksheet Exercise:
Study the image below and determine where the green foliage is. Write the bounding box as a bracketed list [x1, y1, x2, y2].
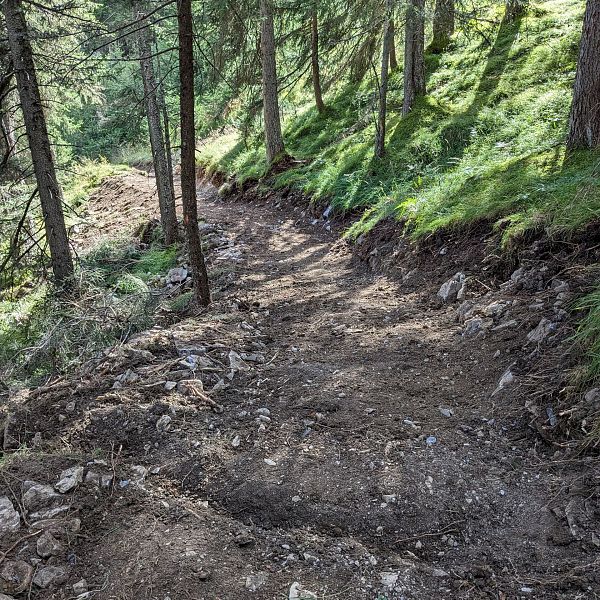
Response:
[200, 0, 592, 244]
[63, 159, 128, 208]
[574, 288, 600, 385]
[0, 239, 177, 385]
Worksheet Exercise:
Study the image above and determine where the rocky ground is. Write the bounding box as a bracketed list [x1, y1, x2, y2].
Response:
[0, 172, 598, 599]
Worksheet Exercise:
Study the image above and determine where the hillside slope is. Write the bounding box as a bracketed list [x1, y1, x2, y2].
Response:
[200, 0, 599, 243]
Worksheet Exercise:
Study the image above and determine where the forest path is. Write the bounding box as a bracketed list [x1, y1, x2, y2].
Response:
[13, 172, 596, 600]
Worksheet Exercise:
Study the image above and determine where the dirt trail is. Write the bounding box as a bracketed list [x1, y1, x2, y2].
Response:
[1, 172, 598, 600]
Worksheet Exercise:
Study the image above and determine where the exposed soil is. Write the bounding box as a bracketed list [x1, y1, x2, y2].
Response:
[1, 172, 599, 600]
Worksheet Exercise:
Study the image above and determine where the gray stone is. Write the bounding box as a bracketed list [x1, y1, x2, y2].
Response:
[33, 566, 67, 589]
[492, 369, 515, 396]
[156, 415, 172, 432]
[22, 483, 60, 512]
[463, 317, 493, 338]
[482, 301, 508, 318]
[0, 561, 33, 595]
[167, 266, 188, 284]
[36, 531, 63, 558]
[28, 505, 69, 521]
[0, 497, 20, 538]
[72, 579, 88, 595]
[289, 582, 317, 600]
[437, 272, 466, 303]
[55, 466, 84, 493]
[245, 572, 267, 592]
[527, 318, 557, 343]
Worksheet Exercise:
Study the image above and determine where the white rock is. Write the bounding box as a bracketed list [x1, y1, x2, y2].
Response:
[231, 435, 241, 448]
[289, 582, 318, 600]
[380, 571, 399, 589]
[264, 459, 277, 467]
[55, 466, 84, 493]
[0, 497, 20, 538]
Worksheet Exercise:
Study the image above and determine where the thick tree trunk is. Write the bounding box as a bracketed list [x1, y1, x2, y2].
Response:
[403, 0, 426, 116]
[178, 0, 211, 307]
[4, 0, 74, 287]
[567, 0, 600, 150]
[375, 0, 393, 158]
[135, 2, 177, 245]
[504, 0, 527, 22]
[311, 9, 325, 114]
[430, 0, 454, 53]
[260, 0, 286, 164]
[389, 20, 398, 71]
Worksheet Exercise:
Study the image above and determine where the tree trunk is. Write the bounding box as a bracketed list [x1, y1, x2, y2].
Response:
[389, 20, 398, 71]
[178, 0, 211, 307]
[567, 0, 600, 150]
[375, 0, 393, 158]
[4, 0, 74, 287]
[311, 8, 325, 114]
[403, 0, 426, 116]
[430, 0, 454, 53]
[260, 0, 286, 164]
[504, 0, 527, 22]
[154, 46, 176, 206]
[135, 2, 177, 245]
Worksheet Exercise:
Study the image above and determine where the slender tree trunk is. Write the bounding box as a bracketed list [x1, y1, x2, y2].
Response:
[567, 0, 600, 150]
[389, 20, 398, 71]
[154, 47, 176, 205]
[178, 0, 210, 307]
[504, 0, 527, 22]
[4, 0, 74, 287]
[430, 0, 454, 53]
[311, 8, 325, 114]
[403, 0, 426, 116]
[375, 0, 393, 158]
[260, 0, 286, 164]
[135, 2, 177, 245]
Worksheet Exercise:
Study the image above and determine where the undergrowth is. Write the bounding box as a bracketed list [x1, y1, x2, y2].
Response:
[0, 238, 176, 386]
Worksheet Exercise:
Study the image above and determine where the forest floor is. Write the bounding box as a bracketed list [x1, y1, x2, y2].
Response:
[0, 171, 599, 600]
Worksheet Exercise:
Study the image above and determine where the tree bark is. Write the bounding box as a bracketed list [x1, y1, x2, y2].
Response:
[178, 0, 211, 307]
[567, 0, 600, 150]
[504, 0, 527, 22]
[375, 0, 393, 158]
[154, 46, 176, 206]
[403, 0, 426, 116]
[4, 0, 74, 287]
[135, 2, 177, 245]
[389, 20, 398, 71]
[260, 0, 286, 164]
[430, 0, 454, 53]
[311, 8, 325, 114]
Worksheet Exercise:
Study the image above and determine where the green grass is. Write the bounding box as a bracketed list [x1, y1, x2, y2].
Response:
[0, 239, 177, 385]
[63, 158, 128, 208]
[198, 0, 594, 243]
